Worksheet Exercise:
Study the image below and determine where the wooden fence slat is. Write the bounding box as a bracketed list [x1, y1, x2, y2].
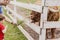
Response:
[10, 1, 42, 13]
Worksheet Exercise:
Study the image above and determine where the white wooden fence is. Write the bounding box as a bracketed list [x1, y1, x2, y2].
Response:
[3, 0, 42, 40]
[3, 0, 60, 40]
[40, 7, 60, 40]
[40, 0, 60, 40]
[42, 0, 60, 6]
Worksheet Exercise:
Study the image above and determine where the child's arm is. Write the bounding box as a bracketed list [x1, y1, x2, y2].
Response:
[0, 23, 7, 33]
[2, 25, 8, 33]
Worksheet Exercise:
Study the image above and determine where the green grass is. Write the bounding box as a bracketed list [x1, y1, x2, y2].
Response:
[11, 0, 36, 3]
[17, 0, 36, 3]
[3, 21, 27, 40]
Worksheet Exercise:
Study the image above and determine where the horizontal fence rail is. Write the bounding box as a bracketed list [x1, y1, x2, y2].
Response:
[10, 1, 42, 13]
[3, 15, 12, 23]
[44, 21, 60, 28]
[45, 0, 60, 6]
[47, 38, 60, 40]
[17, 25, 34, 40]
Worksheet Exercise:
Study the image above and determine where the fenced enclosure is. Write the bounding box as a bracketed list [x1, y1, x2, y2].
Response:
[2, 0, 60, 40]
[3, 0, 42, 40]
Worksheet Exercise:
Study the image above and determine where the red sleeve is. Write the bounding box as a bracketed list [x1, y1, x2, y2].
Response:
[0, 23, 5, 30]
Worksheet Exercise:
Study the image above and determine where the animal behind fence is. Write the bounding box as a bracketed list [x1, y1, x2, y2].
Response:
[30, 11, 41, 26]
[46, 9, 59, 39]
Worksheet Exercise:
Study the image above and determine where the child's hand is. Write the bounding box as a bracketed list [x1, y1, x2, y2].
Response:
[2, 25, 8, 33]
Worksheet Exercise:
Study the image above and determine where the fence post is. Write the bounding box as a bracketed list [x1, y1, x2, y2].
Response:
[39, 7, 49, 40]
[12, 0, 17, 24]
[14, 0, 16, 12]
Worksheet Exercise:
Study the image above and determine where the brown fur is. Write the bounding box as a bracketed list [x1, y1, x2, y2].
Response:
[46, 10, 59, 39]
[30, 11, 41, 26]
